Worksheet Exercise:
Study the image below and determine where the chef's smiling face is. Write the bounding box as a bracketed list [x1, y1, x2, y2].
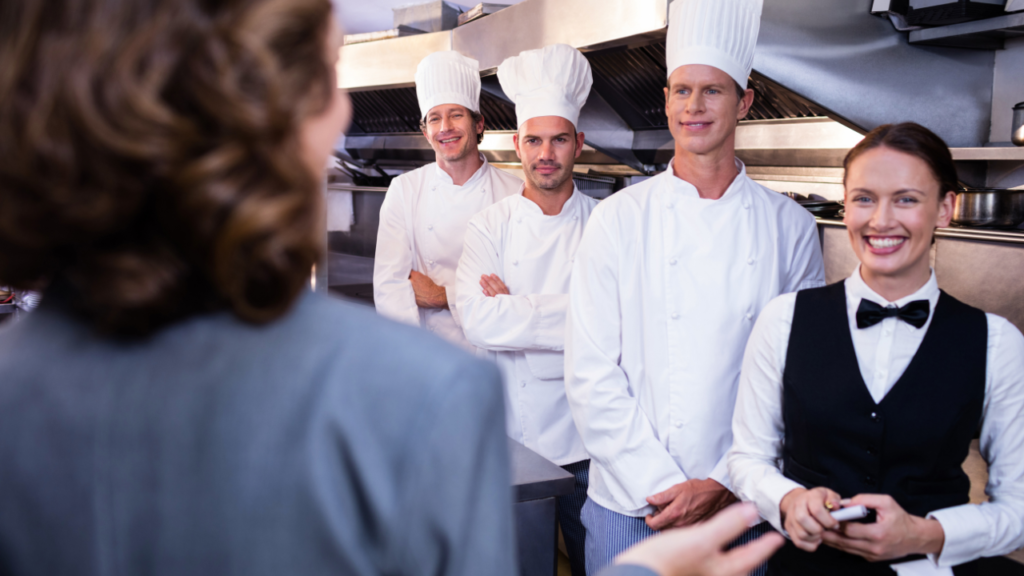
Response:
[844, 146, 955, 286]
[422, 104, 483, 163]
[513, 115, 584, 192]
[664, 64, 753, 157]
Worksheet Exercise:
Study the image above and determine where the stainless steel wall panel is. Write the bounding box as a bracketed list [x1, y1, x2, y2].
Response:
[756, 0, 995, 147]
[935, 237, 1024, 333]
[452, 0, 670, 71]
[338, 32, 452, 91]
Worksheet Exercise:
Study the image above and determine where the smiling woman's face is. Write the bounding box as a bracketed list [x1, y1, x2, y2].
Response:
[843, 145, 955, 289]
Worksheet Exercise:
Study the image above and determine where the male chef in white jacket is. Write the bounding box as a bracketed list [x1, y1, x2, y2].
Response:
[373, 51, 522, 350]
[564, 0, 825, 573]
[456, 44, 597, 576]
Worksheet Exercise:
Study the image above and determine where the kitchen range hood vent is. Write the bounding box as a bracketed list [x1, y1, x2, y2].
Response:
[349, 39, 831, 137]
[587, 40, 830, 131]
[349, 88, 518, 135]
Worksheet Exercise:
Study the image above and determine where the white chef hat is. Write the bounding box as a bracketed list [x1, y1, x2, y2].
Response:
[497, 44, 593, 129]
[415, 51, 481, 120]
[666, 0, 763, 89]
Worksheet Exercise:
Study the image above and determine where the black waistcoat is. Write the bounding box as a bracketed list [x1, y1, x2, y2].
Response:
[767, 282, 987, 576]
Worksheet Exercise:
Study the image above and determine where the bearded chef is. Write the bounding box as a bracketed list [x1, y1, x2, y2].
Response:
[455, 44, 596, 576]
[563, 0, 826, 573]
[373, 51, 523, 350]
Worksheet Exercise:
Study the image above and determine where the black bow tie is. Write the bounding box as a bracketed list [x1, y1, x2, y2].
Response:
[856, 299, 930, 329]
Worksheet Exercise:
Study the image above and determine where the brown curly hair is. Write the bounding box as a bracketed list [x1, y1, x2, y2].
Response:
[0, 0, 335, 336]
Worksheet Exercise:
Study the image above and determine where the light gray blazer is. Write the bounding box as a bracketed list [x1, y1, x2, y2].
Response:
[0, 290, 515, 576]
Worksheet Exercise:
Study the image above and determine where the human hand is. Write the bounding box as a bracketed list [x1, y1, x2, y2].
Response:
[615, 503, 785, 576]
[821, 494, 945, 562]
[779, 486, 842, 552]
[645, 478, 738, 530]
[410, 270, 449, 309]
[479, 273, 510, 297]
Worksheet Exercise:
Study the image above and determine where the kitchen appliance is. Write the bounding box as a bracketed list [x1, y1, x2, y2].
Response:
[904, 0, 1007, 26]
[952, 188, 1024, 228]
[1013, 102, 1024, 147]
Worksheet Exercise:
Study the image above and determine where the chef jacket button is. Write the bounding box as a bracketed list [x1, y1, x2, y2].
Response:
[573, 216, 578, 220]
[427, 224, 434, 231]
[669, 258, 677, 266]
[671, 312, 680, 320]
[674, 421, 683, 429]
[517, 218, 522, 224]
[512, 260, 519, 266]
[745, 312, 753, 320]
[742, 202, 750, 209]
[667, 203, 674, 209]
[428, 259, 435, 265]
[746, 258, 755, 265]
[520, 380, 526, 388]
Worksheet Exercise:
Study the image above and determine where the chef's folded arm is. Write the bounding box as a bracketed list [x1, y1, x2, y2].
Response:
[373, 179, 421, 327]
[456, 217, 567, 352]
[565, 213, 686, 514]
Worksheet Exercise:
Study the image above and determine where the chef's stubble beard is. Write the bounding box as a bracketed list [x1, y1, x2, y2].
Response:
[527, 163, 570, 192]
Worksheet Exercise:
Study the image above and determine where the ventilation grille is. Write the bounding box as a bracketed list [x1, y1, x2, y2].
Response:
[349, 88, 518, 134]
[586, 40, 830, 130]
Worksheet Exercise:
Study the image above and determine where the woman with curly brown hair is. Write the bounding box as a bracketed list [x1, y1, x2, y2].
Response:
[0, 0, 518, 574]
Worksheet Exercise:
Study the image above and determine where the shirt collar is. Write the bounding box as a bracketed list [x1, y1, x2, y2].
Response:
[516, 186, 581, 218]
[661, 157, 748, 201]
[433, 153, 489, 188]
[845, 264, 940, 311]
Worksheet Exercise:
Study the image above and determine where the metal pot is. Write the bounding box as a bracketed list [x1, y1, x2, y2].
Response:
[952, 188, 1024, 228]
[1014, 102, 1024, 147]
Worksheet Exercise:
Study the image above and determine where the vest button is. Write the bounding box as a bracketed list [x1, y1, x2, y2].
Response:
[866, 447, 874, 455]
[865, 475, 874, 483]
[870, 412, 880, 422]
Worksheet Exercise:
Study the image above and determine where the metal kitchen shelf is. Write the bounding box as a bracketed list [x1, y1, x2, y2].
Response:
[0, 303, 16, 316]
[817, 218, 1024, 245]
[950, 147, 1024, 161]
[909, 12, 1024, 50]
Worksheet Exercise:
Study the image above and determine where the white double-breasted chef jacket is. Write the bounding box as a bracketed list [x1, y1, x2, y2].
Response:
[373, 155, 522, 350]
[565, 159, 826, 517]
[457, 188, 598, 466]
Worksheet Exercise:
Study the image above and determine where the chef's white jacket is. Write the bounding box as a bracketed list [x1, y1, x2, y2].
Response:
[728, 267, 1024, 575]
[565, 159, 825, 517]
[373, 156, 522, 350]
[457, 189, 598, 466]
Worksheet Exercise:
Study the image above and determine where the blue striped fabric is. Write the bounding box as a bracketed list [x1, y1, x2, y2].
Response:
[581, 497, 772, 576]
[558, 460, 591, 576]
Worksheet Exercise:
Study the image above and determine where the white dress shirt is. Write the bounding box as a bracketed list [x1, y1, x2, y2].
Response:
[457, 189, 597, 466]
[728, 266, 1024, 573]
[373, 155, 522, 350]
[565, 159, 825, 517]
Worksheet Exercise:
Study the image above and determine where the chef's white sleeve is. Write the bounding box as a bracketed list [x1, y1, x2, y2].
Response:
[565, 210, 686, 515]
[456, 216, 567, 352]
[786, 211, 826, 292]
[728, 292, 804, 533]
[927, 316, 1024, 567]
[373, 179, 421, 327]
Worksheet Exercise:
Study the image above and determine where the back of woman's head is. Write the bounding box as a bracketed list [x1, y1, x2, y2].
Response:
[0, 0, 334, 337]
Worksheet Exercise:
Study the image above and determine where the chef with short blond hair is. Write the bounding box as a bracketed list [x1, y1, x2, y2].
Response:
[564, 0, 825, 573]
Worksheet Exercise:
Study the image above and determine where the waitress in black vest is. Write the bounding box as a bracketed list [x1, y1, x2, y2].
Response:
[726, 122, 1024, 576]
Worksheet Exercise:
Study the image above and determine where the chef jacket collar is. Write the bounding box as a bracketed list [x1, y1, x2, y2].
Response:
[516, 185, 583, 218]
[847, 264, 940, 314]
[663, 157, 749, 203]
[433, 153, 490, 188]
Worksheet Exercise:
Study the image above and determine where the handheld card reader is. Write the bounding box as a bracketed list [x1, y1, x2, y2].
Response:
[830, 505, 873, 523]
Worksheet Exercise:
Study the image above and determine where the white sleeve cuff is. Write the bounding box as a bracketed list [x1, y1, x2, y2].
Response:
[928, 504, 989, 566]
[758, 475, 805, 534]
